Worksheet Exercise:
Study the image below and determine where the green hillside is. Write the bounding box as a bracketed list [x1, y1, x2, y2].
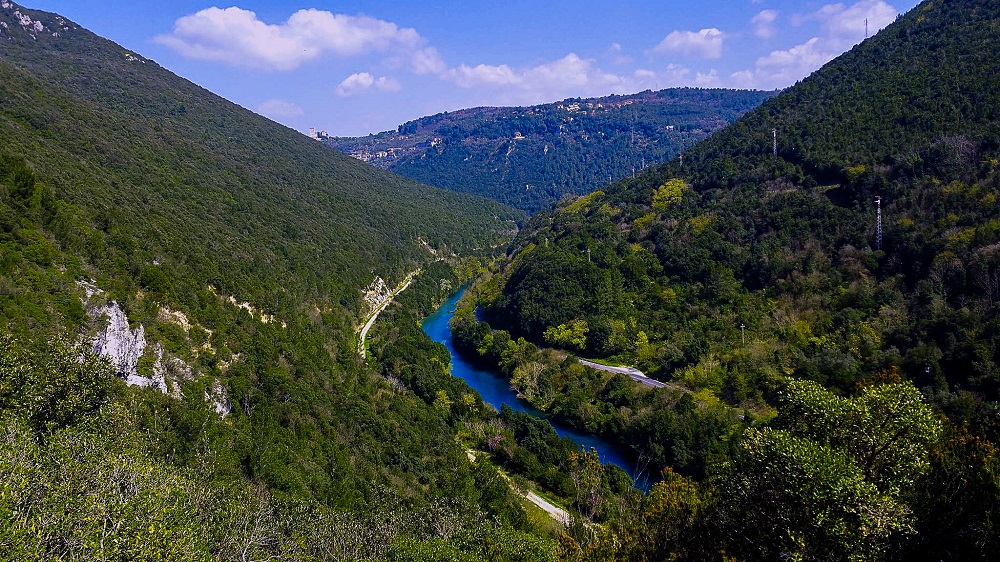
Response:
[0, 2, 558, 559]
[0, 4, 523, 329]
[457, 0, 1000, 559]
[324, 88, 774, 213]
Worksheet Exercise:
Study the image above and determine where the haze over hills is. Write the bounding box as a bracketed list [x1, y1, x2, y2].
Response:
[455, 0, 1000, 559]
[324, 88, 775, 212]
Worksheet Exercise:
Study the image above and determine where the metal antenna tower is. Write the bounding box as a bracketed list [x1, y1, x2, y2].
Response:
[875, 195, 883, 250]
[772, 128, 777, 156]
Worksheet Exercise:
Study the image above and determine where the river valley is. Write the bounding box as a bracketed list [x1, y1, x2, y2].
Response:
[422, 287, 654, 492]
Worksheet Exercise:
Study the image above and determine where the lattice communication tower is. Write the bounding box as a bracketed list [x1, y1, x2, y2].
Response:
[875, 195, 883, 250]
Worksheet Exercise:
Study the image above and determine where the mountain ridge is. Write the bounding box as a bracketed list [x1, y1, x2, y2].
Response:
[0, 0, 522, 322]
[0, 2, 556, 559]
[324, 88, 775, 212]
[453, 1, 1000, 557]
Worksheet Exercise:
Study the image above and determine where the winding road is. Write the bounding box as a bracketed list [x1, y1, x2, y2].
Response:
[577, 358, 689, 393]
[357, 270, 419, 358]
[523, 490, 571, 525]
[466, 450, 570, 525]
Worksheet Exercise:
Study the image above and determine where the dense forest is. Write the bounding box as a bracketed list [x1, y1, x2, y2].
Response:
[457, 0, 1000, 559]
[0, 2, 563, 559]
[4, 0, 1000, 559]
[325, 89, 774, 213]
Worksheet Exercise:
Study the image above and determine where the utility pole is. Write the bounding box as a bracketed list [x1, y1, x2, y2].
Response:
[875, 195, 883, 250]
[740, 323, 746, 345]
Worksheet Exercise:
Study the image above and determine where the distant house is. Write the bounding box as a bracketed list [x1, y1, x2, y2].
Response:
[308, 128, 330, 141]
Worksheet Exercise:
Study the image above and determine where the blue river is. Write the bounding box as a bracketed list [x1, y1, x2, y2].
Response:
[422, 287, 654, 492]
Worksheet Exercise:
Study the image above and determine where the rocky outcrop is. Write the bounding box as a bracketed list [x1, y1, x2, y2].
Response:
[362, 277, 392, 317]
[79, 281, 229, 415]
[205, 379, 231, 417]
[90, 301, 148, 386]
[153, 345, 191, 398]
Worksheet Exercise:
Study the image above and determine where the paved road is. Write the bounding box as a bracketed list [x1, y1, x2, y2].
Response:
[576, 359, 691, 394]
[577, 359, 667, 388]
[524, 490, 570, 525]
[357, 270, 418, 358]
[466, 449, 570, 525]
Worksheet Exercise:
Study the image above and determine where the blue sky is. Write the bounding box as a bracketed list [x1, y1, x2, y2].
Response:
[26, 0, 920, 136]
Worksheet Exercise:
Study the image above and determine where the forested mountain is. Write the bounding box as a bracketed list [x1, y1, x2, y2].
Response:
[0, 2, 559, 559]
[324, 89, 774, 212]
[0, 2, 521, 327]
[455, 0, 1000, 559]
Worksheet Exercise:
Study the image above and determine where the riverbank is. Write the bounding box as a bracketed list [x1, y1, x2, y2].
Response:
[449, 281, 746, 481]
[422, 287, 655, 490]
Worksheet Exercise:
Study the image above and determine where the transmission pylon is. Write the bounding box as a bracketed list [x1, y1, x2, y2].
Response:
[875, 195, 883, 250]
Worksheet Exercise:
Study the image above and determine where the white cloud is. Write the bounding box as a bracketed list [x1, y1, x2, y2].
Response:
[694, 69, 720, 86]
[652, 28, 724, 59]
[633, 68, 657, 80]
[733, 0, 898, 89]
[155, 7, 423, 71]
[820, 0, 897, 46]
[753, 37, 833, 87]
[752, 9, 779, 39]
[410, 46, 447, 75]
[729, 69, 757, 89]
[256, 99, 304, 118]
[608, 42, 633, 65]
[446, 63, 521, 87]
[658, 64, 693, 83]
[627, 64, 692, 90]
[436, 53, 661, 105]
[375, 76, 402, 92]
[523, 53, 621, 88]
[335, 72, 401, 97]
[446, 54, 610, 91]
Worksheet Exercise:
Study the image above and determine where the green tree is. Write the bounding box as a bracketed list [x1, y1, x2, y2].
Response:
[776, 379, 942, 492]
[714, 427, 908, 561]
[544, 320, 589, 352]
[714, 379, 942, 561]
[651, 178, 687, 211]
[568, 447, 605, 521]
[0, 336, 113, 433]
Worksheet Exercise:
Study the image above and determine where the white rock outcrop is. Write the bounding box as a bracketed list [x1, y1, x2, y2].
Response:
[363, 277, 392, 316]
[205, 379, 231, 417]
[153, 344, 191, 397]
[91, 301, 148, 386]
[80, 281, 230, 415]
